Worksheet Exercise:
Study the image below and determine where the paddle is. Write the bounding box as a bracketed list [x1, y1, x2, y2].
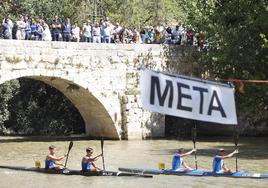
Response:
[191, 122, 198, 169]
[101, 137, 106, 171]
[233, 125, 239, 172]
[64, 141, 73, 167]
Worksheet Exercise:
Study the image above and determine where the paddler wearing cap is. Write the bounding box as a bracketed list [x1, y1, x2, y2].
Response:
[171, 148, 196, 171]
[212, 148, 239, 173]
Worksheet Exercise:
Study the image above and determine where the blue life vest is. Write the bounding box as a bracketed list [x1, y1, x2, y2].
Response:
[172, 154, 183, 170]
[212, 155, 224, 173]
[81, 161, 92, 172]
[45, 160, 56, 169]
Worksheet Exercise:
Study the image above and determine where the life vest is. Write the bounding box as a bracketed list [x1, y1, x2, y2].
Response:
[45, 160, 56, 169]
[81, 161, 92, 172]
[171, 153, 183, 170]
[212, 155, 224, 173]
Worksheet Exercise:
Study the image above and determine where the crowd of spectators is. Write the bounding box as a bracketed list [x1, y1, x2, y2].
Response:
[1, 15, 206, 47]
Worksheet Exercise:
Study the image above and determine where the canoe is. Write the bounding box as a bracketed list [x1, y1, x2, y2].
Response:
[0, 165, 152, 178]
[118, 167, 268, 179]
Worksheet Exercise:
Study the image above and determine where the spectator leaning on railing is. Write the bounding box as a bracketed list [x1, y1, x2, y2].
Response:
[43, 23, 52, 41]
[62, 18, 72, 42]
[16, 15, 26, 40]
[92, 22, 101, 43]
[82, 20, 92, 43]
[71, 23, 80, 42]
[51, 15, 61, 41]
[2, 15, 13, 39]
[102, 22, 112, 43]
[25, 17, 31, 40]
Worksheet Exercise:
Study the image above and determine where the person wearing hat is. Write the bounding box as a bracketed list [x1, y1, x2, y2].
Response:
[81, 147, 102, 172]
[171, 148, 196, 171]
[212, 148, 239, 173]
[45, 145, 66, 170]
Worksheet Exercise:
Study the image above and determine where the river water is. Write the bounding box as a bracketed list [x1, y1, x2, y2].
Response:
[0, 136, 268, 188]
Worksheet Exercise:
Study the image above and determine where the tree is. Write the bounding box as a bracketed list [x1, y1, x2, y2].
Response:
[103, 0, 185, 27]
[0, 0, 185, 27]
[0, 0, 83, 23]
[0, 78, 85, 136]
[0, 80, 20, 133]
[179, 0, 268, 127]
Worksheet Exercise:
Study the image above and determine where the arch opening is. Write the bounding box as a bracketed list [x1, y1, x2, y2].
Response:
[0, 76, 120, 139]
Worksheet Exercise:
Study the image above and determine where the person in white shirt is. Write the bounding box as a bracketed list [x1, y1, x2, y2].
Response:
[43, 23, 52, 41]
[178, 22, 186, 45]
[172, 25, 180, 44]
[16, 15, 26, 40]
[71, 23, 80, 42]
[92, 23, 101, 43]
[83, 20, 92, 42]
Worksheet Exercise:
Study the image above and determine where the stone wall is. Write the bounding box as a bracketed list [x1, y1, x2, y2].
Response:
[0, 40, 195, 139]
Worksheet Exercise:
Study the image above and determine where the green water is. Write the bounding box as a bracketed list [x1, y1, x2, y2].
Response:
[0, 136, 267, 188]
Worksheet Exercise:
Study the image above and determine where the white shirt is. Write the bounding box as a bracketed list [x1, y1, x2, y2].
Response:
[16, 20, 25, 30]
[103, 26, 112, 37]
[83, 24, 91, 37]
[72, 26, 80, 40]
[92, 26, 101, 36]
[43, 27, 52, 41]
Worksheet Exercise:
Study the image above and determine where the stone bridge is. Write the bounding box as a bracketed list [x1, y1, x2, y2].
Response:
[0, 40, 195, 139]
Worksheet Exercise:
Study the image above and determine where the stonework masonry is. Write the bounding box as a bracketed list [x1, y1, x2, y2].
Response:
[0, 40, 195, 139]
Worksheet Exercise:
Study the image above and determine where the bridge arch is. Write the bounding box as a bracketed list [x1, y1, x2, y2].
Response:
[0, 72, 120, 139]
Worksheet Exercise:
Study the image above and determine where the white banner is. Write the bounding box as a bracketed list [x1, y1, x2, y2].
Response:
[140, 69, 237, 125]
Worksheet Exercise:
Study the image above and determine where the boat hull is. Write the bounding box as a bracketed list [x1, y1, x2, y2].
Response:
[118, 167, 268, 179]
[0, 165, 152, 178]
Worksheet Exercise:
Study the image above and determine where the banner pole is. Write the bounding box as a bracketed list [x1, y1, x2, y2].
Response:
[234, 124, 239, 172]
[192, 122, 198, 170]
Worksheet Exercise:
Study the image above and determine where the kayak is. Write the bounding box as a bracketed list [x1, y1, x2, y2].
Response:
[118, 167, 268, 179]
[0, 165, 152, 178]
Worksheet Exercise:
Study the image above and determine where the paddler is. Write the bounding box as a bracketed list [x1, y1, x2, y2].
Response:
[212, 148, 239, 173]
[45, 145, 66, 170]
[171, 148, 196, 171]
[81, 147, 102, 172]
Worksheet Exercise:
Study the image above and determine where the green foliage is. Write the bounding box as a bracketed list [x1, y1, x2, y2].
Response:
[0, 78, 85, 136]
[0, 80, 20, 133]
[103, 0, 185, 27]
[179, 0, 268, 125]
[0, 0, 185, 27]
[0, 0, 83, 23]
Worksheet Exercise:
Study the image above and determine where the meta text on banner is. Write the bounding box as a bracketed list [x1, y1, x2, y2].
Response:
[140, 69, 237, 125]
